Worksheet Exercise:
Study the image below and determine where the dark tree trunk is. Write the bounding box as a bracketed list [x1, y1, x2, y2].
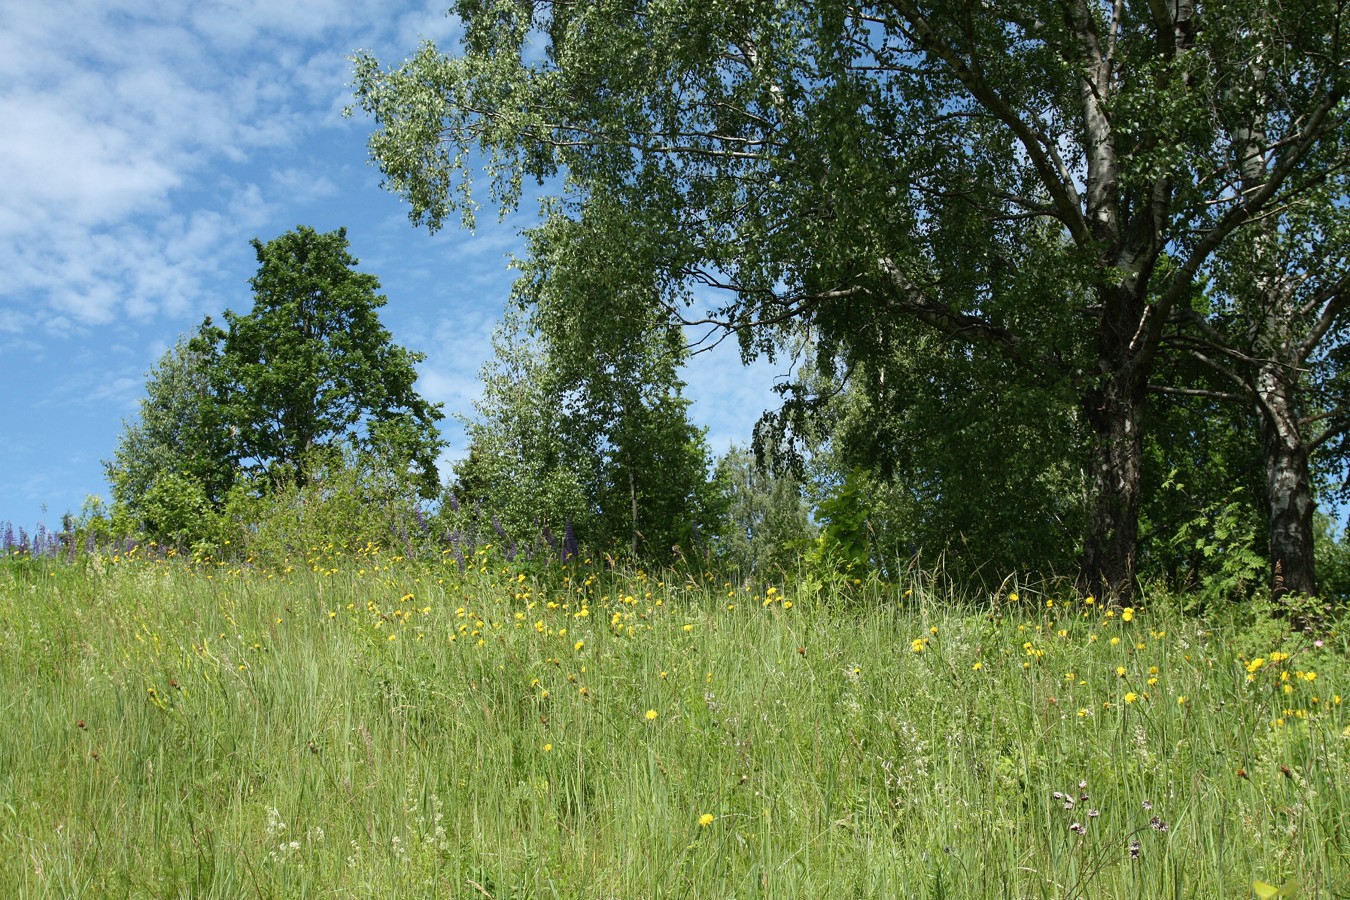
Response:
[1079, 369, 1147, 601]
[1256, 365, 1318, 598]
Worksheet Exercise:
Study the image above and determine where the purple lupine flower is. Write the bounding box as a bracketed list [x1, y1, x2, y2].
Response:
[491, 514, 507, 542]
[447, 492, 460, 513]
[18, 527, 30, 554]
[449, 530, 466, 573]
[1, 522, 13, 552]
[562, 520, 579, 562]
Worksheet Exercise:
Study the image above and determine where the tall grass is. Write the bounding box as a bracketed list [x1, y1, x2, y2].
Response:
[1, 547, 1345, 897]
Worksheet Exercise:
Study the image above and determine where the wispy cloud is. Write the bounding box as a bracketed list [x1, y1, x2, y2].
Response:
[0, 0, 461, 333]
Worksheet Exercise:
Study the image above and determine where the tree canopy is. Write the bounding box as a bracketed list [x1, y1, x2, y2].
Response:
[354, 0, 1349, 598]
[108, 226, 445, 544]
[212, 225, 445, 498]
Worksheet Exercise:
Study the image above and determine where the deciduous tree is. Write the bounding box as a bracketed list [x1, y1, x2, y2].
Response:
[353, 0, 1348, 597]
[213, 225, 445, 498]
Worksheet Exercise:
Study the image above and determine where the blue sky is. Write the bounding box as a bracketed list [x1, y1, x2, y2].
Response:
[0, 0, 785, 530]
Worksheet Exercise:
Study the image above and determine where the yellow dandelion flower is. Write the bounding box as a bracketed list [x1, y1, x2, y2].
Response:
[698, 813, 715, 827]
[1115, 666, 1127, 677]
[574, 640, 585, 651]
[1124, 692, 1139, 704]
[1122, 607, 1135, 622]
[972, 662, 983, 671]
[645, 709, 659, 721]
[543, 743, 552, 752]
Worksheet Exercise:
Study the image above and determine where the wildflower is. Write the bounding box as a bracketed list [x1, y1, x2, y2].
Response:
[1122, 607, 1134, 622]
[1124, 692, 1139, 704]
[543, 743, 552, 752]
[1069, 822, 1086, 835]
[1129, 839, 1141, 859]
[698, 813, 715, 827]
[645, 709, 658, 721]
[574, 640, 585, 651]
[1009, 591, 1019, 602]
[1115, 666, 1127, 677]
[971, 662, 983, 671]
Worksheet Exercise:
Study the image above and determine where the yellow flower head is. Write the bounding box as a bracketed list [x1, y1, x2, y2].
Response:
[698, 813, 715, 827]
[645, 709, 659, 721]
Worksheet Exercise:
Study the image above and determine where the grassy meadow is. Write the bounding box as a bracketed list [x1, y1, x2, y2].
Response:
[1, 546, 1347, 898]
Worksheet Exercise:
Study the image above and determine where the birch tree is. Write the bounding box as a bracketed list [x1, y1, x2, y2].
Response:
[352, 0, 1348, 597]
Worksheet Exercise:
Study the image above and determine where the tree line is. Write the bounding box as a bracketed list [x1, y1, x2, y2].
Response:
[101, 1, 1350, 607]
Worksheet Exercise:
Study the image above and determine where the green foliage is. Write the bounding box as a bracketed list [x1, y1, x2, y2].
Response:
[445, 314, 598, 557]
[105, 325, 235, 522]
[215, 225, 444, 498]
[1313, 513, 1350, 606]
[216, 450, 434, 563]
[711, 445, 815, 578]
[139, 472, 223, 551]
[801, 469, 873, 595]
[107, 227, 445, 550]
[450, 300, 718, 563]
[1152, 474, 1267, 609]
[352, 0, 1350, 595]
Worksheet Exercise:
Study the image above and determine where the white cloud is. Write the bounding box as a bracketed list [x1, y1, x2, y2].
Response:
[0, 0, 443, 334]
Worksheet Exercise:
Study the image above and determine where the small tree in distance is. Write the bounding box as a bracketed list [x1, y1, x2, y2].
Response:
[211, 225, 445, 498]
[107, 225, 445, 546]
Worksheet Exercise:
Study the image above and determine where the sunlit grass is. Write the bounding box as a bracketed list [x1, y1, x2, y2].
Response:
[1, 549, 1346, 897]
